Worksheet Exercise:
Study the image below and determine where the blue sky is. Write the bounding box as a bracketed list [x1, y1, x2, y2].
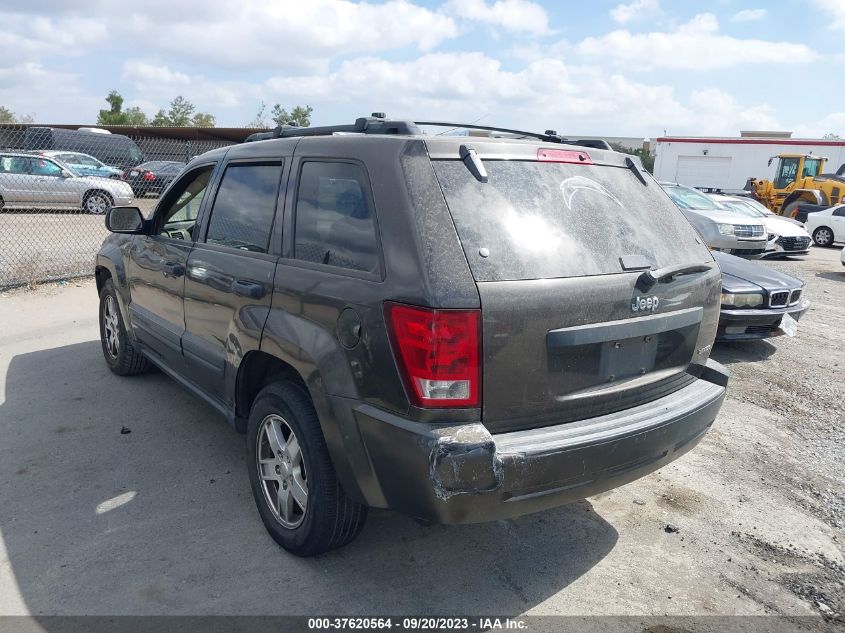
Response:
[1, 0, 844, 137]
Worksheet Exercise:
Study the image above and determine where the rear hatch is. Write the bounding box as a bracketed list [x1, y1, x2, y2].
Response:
[428, 140, 720, 433]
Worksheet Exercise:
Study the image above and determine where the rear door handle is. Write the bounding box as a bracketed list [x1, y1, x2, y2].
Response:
[231, 279, 266, 299]
[163, 261, 185, 278]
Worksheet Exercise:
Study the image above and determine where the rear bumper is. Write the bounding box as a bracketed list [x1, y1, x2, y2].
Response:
[351, 360, 728, 524]
[717, 300, 810, 341]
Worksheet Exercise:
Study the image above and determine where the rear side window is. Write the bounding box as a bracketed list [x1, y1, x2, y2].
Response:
[205, 163, 282, 253]
[294, 161, 380, 273]
[432, 160, 710, 281]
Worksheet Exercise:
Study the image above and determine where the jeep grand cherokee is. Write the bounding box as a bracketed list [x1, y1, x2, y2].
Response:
[95, 115, 729, 556]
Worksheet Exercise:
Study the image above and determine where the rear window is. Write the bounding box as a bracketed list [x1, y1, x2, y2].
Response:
[432, 160, 709, 281]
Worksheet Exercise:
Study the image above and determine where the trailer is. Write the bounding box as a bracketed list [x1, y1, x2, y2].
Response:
[653, 136, 845, 192]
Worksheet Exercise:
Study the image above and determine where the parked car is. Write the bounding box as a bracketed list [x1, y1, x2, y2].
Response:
[96, 115, 729, 556]
[39, 151, 121, 179]
[23, 126, 145, 169]
[713, 251, 809, 341]
[0, 152, 134, 214]
[708, 193, 812, 257]
[660, 182, 767, 258]
[805, 204, 845, 247]
[122, 161, 186, 196]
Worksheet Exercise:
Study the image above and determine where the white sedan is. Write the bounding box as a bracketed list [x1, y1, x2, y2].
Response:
[805, 205, 845, 247]
[709, 194, 812, 257]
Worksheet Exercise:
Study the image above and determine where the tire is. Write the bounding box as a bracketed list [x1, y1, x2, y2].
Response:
[83, 190, 113, 215]
[781, 201, 804, 219]
[98, 279, 151, 375]
[247, 381, 367, 556]
[812, 226, 835, 247]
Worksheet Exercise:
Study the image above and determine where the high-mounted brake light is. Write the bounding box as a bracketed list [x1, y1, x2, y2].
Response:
[385, 302, 481, 408]
[537, 148, 592, 164]
[142, 171, 156, 181]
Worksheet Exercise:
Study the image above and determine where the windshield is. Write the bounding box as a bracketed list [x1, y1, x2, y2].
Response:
[662, 185, 722, 210]
[720, 200, 766, 218]
[432, 160, 710, 281]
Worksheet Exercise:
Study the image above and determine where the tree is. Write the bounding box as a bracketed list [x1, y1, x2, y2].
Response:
[0, 106, 34, 124]
[191, 112, 216, 128]
[0, 106, 16, 124]
[247, 101, 269, 128]
[271, 104, 313, 127]
[97, 90, 149, 126]
[823, 132, 841, 140]
[609, 141, 655, 173]
[151, 96, 215, 127]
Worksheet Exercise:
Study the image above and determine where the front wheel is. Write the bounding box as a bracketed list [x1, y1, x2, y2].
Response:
[247, 381, 367, 556]
[99, 279, 151, 375]
[84, 190, 113, 215]
[812, 226, 835, 247]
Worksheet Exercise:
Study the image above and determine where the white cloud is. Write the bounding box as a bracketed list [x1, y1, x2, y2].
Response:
[256, 52, 777, 136]
[444, 0, 551, 35]
[610, 0, 660, 24]
[577, 13, 817, 70]
[0, 63, 100, 122]
[0, 12, 107, 63]
[792, 112, 845, 138]
[730, 8, 767, 22]
[122, 61, 246, 110]
[813, 0, 845, 30]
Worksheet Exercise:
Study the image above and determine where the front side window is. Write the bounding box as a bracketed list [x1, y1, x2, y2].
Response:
[156, 166, 214, 236]
[205, 163, 282, 253]
[294, 161, 380, 273]
[30, 158, 63, 177]
[775, 157, 799, 189]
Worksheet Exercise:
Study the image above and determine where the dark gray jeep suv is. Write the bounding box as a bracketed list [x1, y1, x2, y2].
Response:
[95, 115, 729, 556]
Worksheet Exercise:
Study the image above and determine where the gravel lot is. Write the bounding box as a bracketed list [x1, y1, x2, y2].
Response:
[0, 246, 842, 626]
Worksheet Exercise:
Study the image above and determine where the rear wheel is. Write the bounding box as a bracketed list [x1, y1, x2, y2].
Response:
[99, 279, 151, 375]
[84, 190, 113, 215]
[247, 381, 367, 556]
[812, 226, 835, 247]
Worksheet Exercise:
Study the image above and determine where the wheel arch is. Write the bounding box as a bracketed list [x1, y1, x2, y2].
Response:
[783, 189, 827, 209]
[234, 347, 378, 506]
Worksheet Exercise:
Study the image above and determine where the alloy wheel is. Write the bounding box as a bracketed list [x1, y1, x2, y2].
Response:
[86, 194, 108, 215]
[256, 414, 308, 529]
[814, 228, 832, 246]
[102, 295, 120, 359]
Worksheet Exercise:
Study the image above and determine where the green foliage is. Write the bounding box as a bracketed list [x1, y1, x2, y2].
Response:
[271, 104, 313, 127]
[97, 90, 149, 126]
[608, 141, 655, 173]
[150, 96, 215, 127]
[0, 106, 16, 124]
[1, 105, 34, 124]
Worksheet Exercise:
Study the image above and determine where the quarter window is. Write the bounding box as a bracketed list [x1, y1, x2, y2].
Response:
[205, 163, 283, 253]
[294, 161, 380, 273]
[156, 166, 214, 237]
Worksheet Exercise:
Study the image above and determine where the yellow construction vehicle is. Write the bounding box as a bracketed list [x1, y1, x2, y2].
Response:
[747, 153, 845, 217]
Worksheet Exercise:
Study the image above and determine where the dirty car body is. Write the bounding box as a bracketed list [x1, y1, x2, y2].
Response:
[95, 117, 729, 553]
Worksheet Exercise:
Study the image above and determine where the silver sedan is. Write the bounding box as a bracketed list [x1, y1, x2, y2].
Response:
[0, 152, 134, 214]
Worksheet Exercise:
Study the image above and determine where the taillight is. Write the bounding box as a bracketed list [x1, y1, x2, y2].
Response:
[537, 148, 592, 164]
[142, 171, 156, 181]
[385, 302, 481, 408]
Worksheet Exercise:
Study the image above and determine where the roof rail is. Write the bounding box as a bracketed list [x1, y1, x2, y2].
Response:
[244, 113, 421, 143]
[243, 113, 613, 150]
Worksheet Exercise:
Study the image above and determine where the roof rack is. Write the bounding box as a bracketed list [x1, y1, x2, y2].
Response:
[243, 113, 613, 151]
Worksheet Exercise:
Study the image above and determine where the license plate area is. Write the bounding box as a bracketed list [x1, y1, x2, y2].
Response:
[546, 308, 702, 396]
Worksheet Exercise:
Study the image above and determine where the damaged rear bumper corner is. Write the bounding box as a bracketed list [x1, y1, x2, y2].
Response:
[351, 360, 728, 525]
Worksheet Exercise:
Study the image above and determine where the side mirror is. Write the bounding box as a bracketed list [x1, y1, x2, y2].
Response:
[106, 206, 146, 234]
[61, 169, 73, 178]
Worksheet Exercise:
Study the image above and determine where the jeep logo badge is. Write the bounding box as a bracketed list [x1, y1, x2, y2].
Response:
[631, 296, 659, 313]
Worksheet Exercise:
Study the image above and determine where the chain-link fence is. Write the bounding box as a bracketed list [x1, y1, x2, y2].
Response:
[0, 124, 241, 289]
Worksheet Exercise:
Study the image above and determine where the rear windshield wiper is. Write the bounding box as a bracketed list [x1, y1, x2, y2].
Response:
[636, 262, 712, 291]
